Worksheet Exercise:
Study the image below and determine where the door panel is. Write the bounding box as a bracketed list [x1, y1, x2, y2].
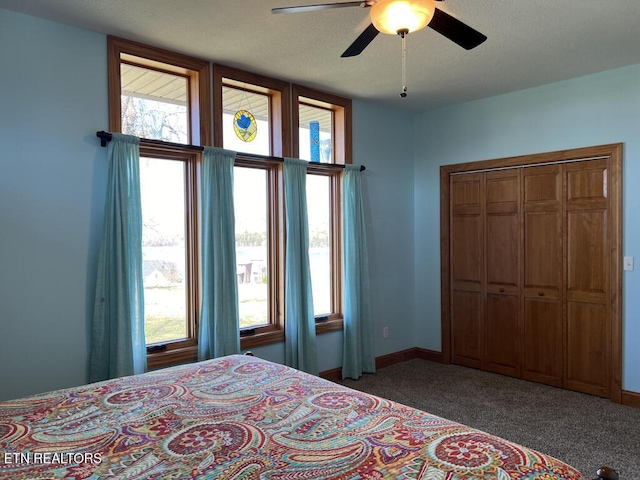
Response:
[522, 165, 562, 387]
[567, 211, 607, 298]
[487, 214, 518, 287]
[452, 290, 483, 368]
[452, 215, 483, 285]
[451, 174, 484, 369]
[565, 302, 608, 397]
[524, 211, 562, 291]
[564, 160, 609, 397]
[485, 294, 520, 376]
[522, 298, 562, 386]
[484, 170, 521, 377]
[523, 165, 562, 206]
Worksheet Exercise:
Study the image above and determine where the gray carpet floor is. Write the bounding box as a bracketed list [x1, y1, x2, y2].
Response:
[339, 359, 640, 479]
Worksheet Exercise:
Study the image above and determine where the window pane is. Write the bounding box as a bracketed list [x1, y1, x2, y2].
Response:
[223, 86, 270, 155]
[299, 104, 333, 163]
[234, 167, 269, 328]
[139, 158, 188, 344]
[121, 63, 189, 143]
[307, 175, 332, 315]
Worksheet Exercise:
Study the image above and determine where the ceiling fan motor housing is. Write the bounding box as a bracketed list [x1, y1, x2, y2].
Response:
[370, 0, 437, 35]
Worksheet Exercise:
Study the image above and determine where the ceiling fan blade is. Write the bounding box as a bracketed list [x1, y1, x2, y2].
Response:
[428, 8, 487, 50]
[272, 2, 364, 14]
[341, 23, 379, 57]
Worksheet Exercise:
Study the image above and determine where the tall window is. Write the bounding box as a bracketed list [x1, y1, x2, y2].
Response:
[108, 36, 209, 368]
[306, 174, 332, 316]
[214, 66, 289, 347]
[138, 151, 199, 364]
[234, 166, 270, 328]
[293, 86, 351, 330]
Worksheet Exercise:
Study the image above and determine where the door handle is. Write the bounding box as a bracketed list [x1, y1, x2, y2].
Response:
[499, 288, 505, 293]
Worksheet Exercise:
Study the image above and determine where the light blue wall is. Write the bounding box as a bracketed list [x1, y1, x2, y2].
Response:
[0, 9, 416, 399]
[413, 64, 640, 392]
[353, 101, 416, 356]
[0, 10, 108, 400]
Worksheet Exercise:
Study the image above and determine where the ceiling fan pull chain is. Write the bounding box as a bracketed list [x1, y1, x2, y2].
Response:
[399, 29, 408, 98]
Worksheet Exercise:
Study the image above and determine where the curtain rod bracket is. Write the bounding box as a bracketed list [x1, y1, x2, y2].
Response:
[97, 131, 112, 147]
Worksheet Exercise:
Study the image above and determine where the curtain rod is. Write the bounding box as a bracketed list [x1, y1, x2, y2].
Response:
[96, 131, 365, 171]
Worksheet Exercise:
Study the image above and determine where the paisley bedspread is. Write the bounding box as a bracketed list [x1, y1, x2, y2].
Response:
[0, 355, 584, 479]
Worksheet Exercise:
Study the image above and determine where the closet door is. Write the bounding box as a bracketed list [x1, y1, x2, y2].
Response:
[521, 165, 563, 387]
[450, 174, 484, 369]
[484, 169, 521, 377]
[564, 160, 610, 397]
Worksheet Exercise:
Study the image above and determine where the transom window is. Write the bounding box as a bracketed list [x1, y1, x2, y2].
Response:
[298, 104, 333, 163]
[121, 63, 190, 143]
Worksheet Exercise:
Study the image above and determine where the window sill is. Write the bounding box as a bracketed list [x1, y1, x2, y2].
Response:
[240, 318, 343, 349]
[316, 317, 343, 334]
[147, 345, 197, 370]
[148, 319, 344, 369]
[241, 328, 285, 350]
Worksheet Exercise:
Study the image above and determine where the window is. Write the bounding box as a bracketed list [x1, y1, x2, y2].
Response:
[213, 65, 290, 157]
[214, 66, 289, 347]
[298, 104, 333, 163]
[292, 84, 352, 165]
[121, 64, 190, 143]
[140, 157, 189, 344]
[108, 37, 209, 368]
[306, 174, 333, 316]
[139, 147, 200, 368]
[294, 86, 351, 331]
[108, 40, 353, 362]
[234, 166, 270, 328]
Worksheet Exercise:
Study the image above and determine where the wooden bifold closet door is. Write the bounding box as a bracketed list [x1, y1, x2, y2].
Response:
[443, 144, 622, 401]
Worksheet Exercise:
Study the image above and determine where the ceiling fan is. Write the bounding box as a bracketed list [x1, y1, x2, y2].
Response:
[272, 0, 487, 97]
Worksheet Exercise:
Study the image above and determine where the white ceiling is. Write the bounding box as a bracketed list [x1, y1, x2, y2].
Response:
[2, 0, 640, 113]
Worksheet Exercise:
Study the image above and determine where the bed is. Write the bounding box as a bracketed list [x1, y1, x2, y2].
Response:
[0, 354, 615, 479]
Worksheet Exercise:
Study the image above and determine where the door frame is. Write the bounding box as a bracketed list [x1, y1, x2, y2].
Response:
[440, 143, 623, 403]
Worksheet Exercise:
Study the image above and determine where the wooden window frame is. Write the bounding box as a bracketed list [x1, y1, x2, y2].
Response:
[292, 85, 352, 165]
[212, 65, 290, 349]
[140, 144, 201, 370]
[293, 86, 351, 332]
[107, 37, 211, 368]
[235, 157, 286, 350]
[213, 64, 291, 157]
[307, 165, 344, 334]
[107, 36, 212, 146]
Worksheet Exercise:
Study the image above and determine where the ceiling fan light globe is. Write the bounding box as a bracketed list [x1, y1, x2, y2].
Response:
[370, 0, 436, 35]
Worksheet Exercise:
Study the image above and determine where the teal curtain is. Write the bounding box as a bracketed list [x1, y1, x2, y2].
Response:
[198, 147, 240, 360]
[284, 158, 318, 375]
[342, 164, 375, 380]
[90, 133, 146, 382]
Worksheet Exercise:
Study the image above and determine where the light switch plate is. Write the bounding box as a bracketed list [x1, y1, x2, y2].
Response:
[624, 256, 634, 271]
